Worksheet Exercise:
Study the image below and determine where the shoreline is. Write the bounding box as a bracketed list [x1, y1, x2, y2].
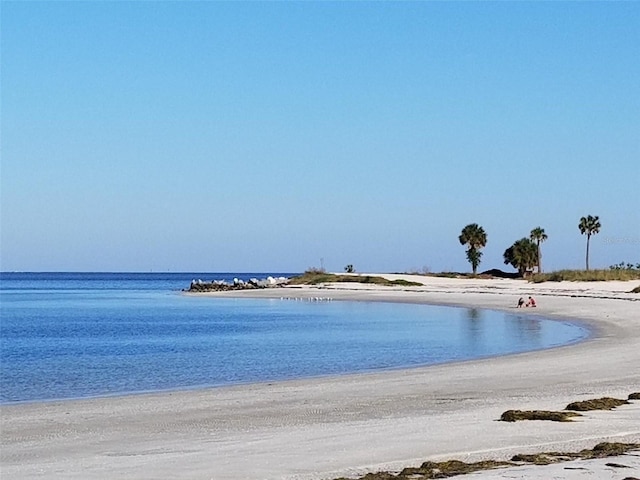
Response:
[4, 287, 594, 408]
[2, 276, 639, 479]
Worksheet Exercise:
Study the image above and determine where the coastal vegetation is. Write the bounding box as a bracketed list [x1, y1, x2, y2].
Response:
[579, 214, 601, 271]
[610, 261, 640, 271]
[458, 223, 487, 275]
[503, 238, 538, 275]
[290, 270, 422, 287]
[464, 215, 638, 282]
[530, 268, 640, 283]
[185, 214, 635, 288]
[529, 227, 547, 273]
[304, 215, 631, 284]
[396, 266, 639, 283]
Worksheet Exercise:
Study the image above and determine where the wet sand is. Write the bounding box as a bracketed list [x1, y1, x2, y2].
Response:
[1, 276, 639, 479]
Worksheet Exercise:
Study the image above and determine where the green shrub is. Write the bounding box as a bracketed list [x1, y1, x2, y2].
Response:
[610, 261, 640, 271]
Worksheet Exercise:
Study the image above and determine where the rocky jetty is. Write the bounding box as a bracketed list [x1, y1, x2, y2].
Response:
[186, 276, 289, 292]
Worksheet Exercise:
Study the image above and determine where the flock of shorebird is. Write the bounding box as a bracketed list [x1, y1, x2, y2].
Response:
[280, 296, 333, 302]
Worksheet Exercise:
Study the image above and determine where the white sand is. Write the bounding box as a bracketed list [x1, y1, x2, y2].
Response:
[1, 275, 639, 479]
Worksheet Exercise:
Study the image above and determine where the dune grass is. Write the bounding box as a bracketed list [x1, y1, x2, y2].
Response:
[530, 269, 640, 283]
[289, 271, 422, 287]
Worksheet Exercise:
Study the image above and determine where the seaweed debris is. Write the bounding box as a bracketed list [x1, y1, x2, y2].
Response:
[500, 409, 582, 422]
[399, 460, 513, 478]
[565, 397, 630, 411]
[332, 394, 640, 480]
[331, 443, 640, 480]
[333, 459, 513, 480]
[512, 442, 640, 463]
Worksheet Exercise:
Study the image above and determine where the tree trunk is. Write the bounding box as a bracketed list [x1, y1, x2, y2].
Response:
[586, 235, 591, 271]
[537, 242, 542, 274]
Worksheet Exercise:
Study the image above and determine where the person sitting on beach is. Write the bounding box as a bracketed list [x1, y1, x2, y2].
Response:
[526, 296, 536, 307]
[517, 297, 525, 308]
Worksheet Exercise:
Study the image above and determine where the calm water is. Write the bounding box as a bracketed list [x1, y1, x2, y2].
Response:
[0, 272, 589, 404]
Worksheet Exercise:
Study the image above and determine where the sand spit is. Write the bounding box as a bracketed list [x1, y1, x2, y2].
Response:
[1, 275, 639, 479]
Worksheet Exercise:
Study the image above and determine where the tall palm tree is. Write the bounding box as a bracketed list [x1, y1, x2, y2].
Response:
[529, 227, 548, 273]
[458, 223, 487, 275]
[578, 215, 601, 271]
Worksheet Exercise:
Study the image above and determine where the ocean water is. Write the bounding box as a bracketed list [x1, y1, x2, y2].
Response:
[0, 272, 589, 404]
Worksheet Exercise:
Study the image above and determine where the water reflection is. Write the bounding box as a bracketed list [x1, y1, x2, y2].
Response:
[506, 314, 542, 346]
[466, 308, 482, 322]
[464, 308, 483, 348]
[461, 308, 547, 354]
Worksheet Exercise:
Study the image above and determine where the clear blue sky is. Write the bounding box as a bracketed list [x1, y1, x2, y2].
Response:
[2, 1, 639, 273]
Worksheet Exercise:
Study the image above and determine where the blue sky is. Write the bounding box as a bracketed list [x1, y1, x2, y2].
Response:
[2, 1, 638, 273]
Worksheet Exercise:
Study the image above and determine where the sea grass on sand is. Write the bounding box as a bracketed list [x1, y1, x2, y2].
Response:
[335, 395, 640, 479]
[332, 443, 640, 480]
[511, 442, 640, 465]
[333, 459, 513, 480]
[565, 397, 630, 411]
[500, 394, 638, 422]
[500, 409, 581, 422]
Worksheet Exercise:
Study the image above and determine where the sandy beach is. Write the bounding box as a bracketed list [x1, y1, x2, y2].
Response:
[1, 275, 639, 479]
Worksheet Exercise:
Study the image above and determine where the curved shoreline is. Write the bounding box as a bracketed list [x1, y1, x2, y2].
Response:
[2, 300, 590, 408]
[2, 276, 639, 479]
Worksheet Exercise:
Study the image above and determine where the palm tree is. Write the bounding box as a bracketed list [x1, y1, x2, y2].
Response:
[529, 227, 548, 273]
[504, 238, 538, 276]
[578, 215, 601, 271]
[458, 223, 487, 275]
